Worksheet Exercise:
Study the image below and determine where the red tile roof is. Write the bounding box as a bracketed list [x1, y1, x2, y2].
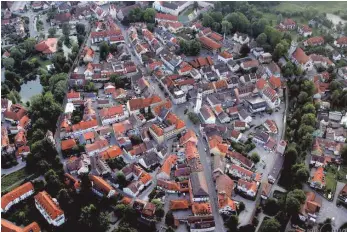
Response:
[35, 38, 58, 54]
[72, 119, 98, 132]
[219, 50, 233, 59]
[99, 105, 124, 119]
[1, 182, 34, 211]
[155, 13, 178, 21]
[1, 220, 40, 232]
[61, 139, 76, 151]
[128, 95, 162, 111]
[292, 47, 309, 64]
[159, 154, 177, 176]
[89, 175, 115, 195]
[170, 199, 190, 210]
[269, 76, 281, 89]
[85, 139, 109, 153]
[337, 36, 347, 45]
[67, 90, 80, 99]
[305, 36, 324, 46]
[199, 36, 222, 50]
[256, 78, 267, 90]
[100, 145, 123, 160]
[34, 191, 64, 220]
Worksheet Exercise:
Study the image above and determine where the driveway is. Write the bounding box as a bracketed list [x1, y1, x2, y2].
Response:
[1, 160, 26, 175]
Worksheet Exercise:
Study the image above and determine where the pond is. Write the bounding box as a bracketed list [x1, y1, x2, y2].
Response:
[19, 77, 43, 103]
[2, 68, 43, 103]
[326, 13, 347, 26]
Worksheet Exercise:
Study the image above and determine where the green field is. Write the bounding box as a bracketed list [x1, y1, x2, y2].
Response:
[1, 169, 30, 192]
[272, 2, 347, 14]
[30, 55, 52, 69]
[338, 165, 347, 184]
[325, 171, 337, 193]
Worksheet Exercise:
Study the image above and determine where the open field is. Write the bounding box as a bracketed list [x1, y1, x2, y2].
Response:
[272, 2, 347, 14]
[1, 168, 29, 191]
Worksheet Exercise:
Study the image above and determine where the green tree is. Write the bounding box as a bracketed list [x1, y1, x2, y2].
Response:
[341, 145, 347, 165]
[22, 38, 36, 55]
[252, 18, 269, 37]
[292, 163, 309, 185]
[276, 14, 283, 24]
[264, 26, 283, 47]
[202, 14, 214, 28]
[76, 23, 86, 35]
[77, 34, 85, 47]
[9, 47, 24, 63]
[285, 189, 306, 215]
[189, 39, 201, 56]
[116, 172, 127, 188]
[44, 169, 63, 196]
[48, 27, 56, 38]
[226, 12, 250, 33]
[100, 41, 110, 61]
[256, 33, 267, 46]
[302, 103, 316, 114]
[210, 12, 223, 23]
[221, 20, 233, 35]
[301, 80, 315, 96]
[297, 91, 309, 104]
[165, 210, 174, 226]
[263, 198, 280, 216]
[115, 204, 127, 217]
[155, 207, 165, 219]
[62, 23, 70, 37]
[143, 8, 156, 23]
[225, 215, 239, 231]
[2, 57, 15, 70]
[79, 204, 98, 229]
[57, 188, 73, 210]
[113, 223, 137, 232]
[260, 218, 281, 232]
[250, 152, 260, 163]
[273, 40, 289, 61]
[6, 90, 21, 104]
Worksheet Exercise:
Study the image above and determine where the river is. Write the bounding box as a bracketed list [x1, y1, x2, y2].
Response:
[326, 13, 347, 26]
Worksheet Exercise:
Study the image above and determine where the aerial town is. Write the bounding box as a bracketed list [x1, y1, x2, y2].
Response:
[1, 1, 347, 232]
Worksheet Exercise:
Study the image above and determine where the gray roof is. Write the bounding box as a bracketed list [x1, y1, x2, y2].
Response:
[161, 2, 178, 10]
[190, 172, 209, 197]
[238, 108, 251, 119]
[254, 130, 270, 142]
[200, 105, 213, 120]
[207, 95, 221, 106]
[141, 152, 160, 167]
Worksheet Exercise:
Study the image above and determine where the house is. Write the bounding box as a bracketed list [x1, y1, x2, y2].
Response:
[237, 179, 258, 198]
[100, 145, 123, 160]
[170, 199, 190, 210]
[66, 155, 90, 175]
[180, 129, 198, 146]
[99, 105, 129, 125]
[61, 139, 77, 152]
[3, 104, 27, 123]
[157, 179, 181, 193]
[139, 152, 161, 169]
[153, 1, 193, 16]
[238, 109, 252, 123]
[83, 47, 95, 63]
[14, 130, 27, 147]
[218, 192, 237, 216]
[90, 155, 111, 176]
[269, 76, 282, 89]
[127, 95, 162, 114]
[279, 18, 296, 30]
[277, 140, 287, 155]
[288, 41, 313, 71]
[240, 60, 259, 71]
[310, 166, 326, 189]
[117, 4, 140, 21]
[215, 174, 234, 197]
[155, 13, 178, 23]
[251, 47, 264, 58]
[246, 97, 267, 113]
[298, 25, 312, 37]
[230, 130, 242, 143]
[1, 182, 34, 213]
[310, 54, 334, 68]
[262, 86, 280, 109]
[304, 36, 325, 47]
[261, 182, 272, 200]
[252, 131, 270, 146]
[123, 181, 143, 197]
[259, 53, 272, 64]
[199, 36, 222, 54]
[142, 202, 156, 220]
[192, 202, 212, 216]
[334, 36, 347, 48]
[149, 111, 186, 144]
[266, 62, 281, 78]
[233, 32, 250, 45]
[189, 172, 209, 202]
[85, 138, 109, 156]
[35, 38, 58, 57]
[332, 51, 342, 61]
[227, 164, 261, 182]
[160, 51, 182, 71]
[199, 105, 216, 124]
[264, 119, 278, 134]
[338, 66, 347, 80]
[218, 51, 233, 63]
[89, 175, 117, 198]
[233, 120, 247, 131]
[35, 191, 65, 226]
[1, 98, 12, 112]
[189, 56, 214, 69]
[52, 13, 72, 27]
[299, 192, 322, 222]
[157, 154, 177, 180]
[1, 220, 40, 232]
[67, 90, 81, 102]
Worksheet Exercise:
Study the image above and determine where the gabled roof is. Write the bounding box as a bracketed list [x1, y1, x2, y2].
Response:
[190, 172, 209, 197]
[89, 174, 115, 194]
[216, 174, 234, 197]
[128, 95, 162, 111]
[1, 220, 40, 232]
[100, 145, 123, 160]
[292, 47, 310, 64]
[1, 182, 34, 210]
[34, 191, 64, 220]
[199, 36, 222, 50]
[155, 13, 178, 21]
[61, 138, 76, 151]
[192, 202, 212, 215]
[170, 199, 189, 210]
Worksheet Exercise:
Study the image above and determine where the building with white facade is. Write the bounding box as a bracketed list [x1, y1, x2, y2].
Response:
[1, 182, 34, 213]
[35, 191, 65, 226]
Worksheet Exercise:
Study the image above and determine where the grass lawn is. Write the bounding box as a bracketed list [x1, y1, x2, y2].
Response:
[272, 2, 347, 14]
[325, 171, 337, 194]
[30, 55, 52, 69]
[1, 168, 30, 191]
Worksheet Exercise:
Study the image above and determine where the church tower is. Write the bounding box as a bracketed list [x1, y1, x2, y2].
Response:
[288, 40, 298, 58]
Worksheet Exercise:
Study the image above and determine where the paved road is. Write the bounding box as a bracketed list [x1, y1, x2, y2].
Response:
[1, 160, 26, 175]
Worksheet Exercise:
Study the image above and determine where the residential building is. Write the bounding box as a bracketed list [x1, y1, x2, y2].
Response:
[34, 191, 65, 226]
[259, 53, 272, 64]
[189, 172, 209, 202]
[288, 41, 313, 71]
[237, 179, 258, 198]
[89, 175, 117, 198]
[1, 220, 40, 232]
[304, 36, 325, 47]
[227, 151, 254, 170]
[157, 154, 177, 180]
[199, 105, 216, 124]
[3, 104, 27, 123]
[279, 18, 296, 30]
[334, 36, 347, 48]
[1, 182, 34, 213]
[85, 138, 109, 156]
[309, 166, 326, 189]
[252, 131, 270, 146]
[298, 24, 312, 37]
[99, 105, 129, 125]
[299, 192, 322, 222]
[233, 32, 250, 45]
